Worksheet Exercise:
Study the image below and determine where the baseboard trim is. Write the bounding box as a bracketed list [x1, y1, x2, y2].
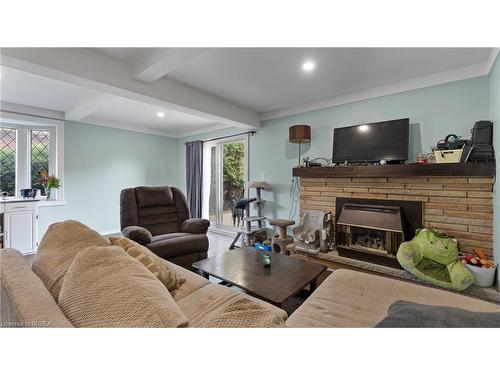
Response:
[208, 227, 236, 237]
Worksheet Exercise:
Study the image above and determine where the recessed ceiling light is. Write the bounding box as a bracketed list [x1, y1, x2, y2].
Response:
[157, 112, 165, 118]
[302, 60, 316, 72]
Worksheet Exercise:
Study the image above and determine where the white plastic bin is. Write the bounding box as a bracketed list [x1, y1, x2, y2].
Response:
[465, 263, 497, 287]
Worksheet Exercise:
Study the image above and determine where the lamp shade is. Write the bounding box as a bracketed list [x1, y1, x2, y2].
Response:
[289, 125, 311, 144]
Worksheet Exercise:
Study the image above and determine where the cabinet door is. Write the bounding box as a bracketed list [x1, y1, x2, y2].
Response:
[5, 212, 36, 254]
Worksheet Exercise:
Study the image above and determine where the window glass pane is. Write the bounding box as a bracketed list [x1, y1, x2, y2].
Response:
[31, 129, 50, 192]
[222, 141, 245, 227]
[0, 127, 17, 196]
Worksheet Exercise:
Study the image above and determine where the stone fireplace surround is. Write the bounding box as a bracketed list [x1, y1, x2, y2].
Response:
[291, 163, 498, 301]
[294, 163, 495, 257]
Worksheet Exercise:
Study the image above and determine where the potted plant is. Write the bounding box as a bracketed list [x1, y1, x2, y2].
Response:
[39, 170, 61, 200]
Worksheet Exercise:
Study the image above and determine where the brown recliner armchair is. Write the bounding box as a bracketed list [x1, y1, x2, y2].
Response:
[120, 186, 210, 269]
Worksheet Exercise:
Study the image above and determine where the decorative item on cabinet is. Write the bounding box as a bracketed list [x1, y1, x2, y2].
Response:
[38, 170, 61, 200]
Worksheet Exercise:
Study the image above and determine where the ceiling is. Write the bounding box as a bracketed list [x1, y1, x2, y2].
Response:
[84, 97, 221, 135]
[1, 66, 100, 112]
[1, 48, 496, 137]
[93, 48, 137, 61]
[0, 66, 222, 137]
[95, 48, 493, 113]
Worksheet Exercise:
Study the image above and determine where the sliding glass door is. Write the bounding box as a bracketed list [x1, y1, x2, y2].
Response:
[204, 136, 248, 230]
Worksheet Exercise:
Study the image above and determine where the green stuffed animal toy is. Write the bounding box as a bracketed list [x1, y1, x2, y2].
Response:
[397, 228, 474, 291]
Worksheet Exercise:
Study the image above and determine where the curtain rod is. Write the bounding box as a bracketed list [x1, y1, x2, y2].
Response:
[184, 130, 256, 145]
[0, 109, 64, 122]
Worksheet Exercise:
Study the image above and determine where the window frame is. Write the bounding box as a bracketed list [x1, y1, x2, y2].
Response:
[0, 114, 64, 203]
[202, 135, 248, 229]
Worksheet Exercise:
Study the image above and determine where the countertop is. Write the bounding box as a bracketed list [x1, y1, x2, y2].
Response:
[0, 198, 39, 203]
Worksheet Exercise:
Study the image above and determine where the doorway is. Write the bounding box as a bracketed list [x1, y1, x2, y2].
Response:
[203, 136, 248, 231]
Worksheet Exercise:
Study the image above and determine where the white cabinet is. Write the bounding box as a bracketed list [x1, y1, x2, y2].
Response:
[2, 201, 38, 255]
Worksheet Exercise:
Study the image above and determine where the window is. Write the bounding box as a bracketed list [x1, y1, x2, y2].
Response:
[203, 136, 248, 229]
[0, 127, 17, 196]
[30, 129, 51, 193]
[0, 121, 62, 200]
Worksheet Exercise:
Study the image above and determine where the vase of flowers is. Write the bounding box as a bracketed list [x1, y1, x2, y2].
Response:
[39, 171, 61, 200]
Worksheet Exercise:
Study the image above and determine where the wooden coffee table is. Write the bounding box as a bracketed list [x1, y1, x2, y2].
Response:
[192, 247, 327, 307]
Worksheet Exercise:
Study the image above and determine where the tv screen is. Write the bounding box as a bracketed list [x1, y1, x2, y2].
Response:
[332, 118, 409, 163]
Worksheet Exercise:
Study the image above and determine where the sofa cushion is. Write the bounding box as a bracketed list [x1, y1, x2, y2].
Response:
[110, 237, 185, 291]
[177, 283, 288, 327]
[121, 186, 192, 236]
[148, 233, 209, 258]
[375, 300, 500, 328]
[286, 269, 500, 328]
[180, 219, 210, 234]
[203, 294, 287, 328]
[135, 186, 174, 207]
[0, 249, 73, 328]
[58, 246, 189, 328]
[151, 232, 191, 242]
[32, 220, 110, 301]
[166, 261, 211, 301]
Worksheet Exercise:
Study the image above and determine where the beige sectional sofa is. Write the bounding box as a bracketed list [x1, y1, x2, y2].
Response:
[1, 221, 498, 328]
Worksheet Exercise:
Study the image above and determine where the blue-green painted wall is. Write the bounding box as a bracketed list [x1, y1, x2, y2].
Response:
[179, 77, 490, 224]
[38, 121, 178, 236]
[39, 74, 495, 265]
[489, 53, 500, 285]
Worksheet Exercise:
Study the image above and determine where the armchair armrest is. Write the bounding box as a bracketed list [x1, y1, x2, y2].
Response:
[396, 241, 423, 268]
[180, 219, 210, 234]
[121, 226, 152, 246]
[448, 261, 475, 291]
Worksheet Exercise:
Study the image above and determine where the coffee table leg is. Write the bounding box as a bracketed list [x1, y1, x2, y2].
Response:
[310, 278, 318, 293]
[201, 271, 209, 279]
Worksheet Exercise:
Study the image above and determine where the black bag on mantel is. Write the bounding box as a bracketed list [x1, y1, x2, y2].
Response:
[460, 121, 495, 162]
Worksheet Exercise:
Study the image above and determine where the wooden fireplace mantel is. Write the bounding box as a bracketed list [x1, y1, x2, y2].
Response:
[292, 162, 495, 178]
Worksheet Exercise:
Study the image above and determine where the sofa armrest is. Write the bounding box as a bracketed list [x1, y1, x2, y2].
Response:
[396, 241, 422, 267]
[448, 261, 475, 291]
[180, 219, 210, 234]
[122, 226, 152, 245]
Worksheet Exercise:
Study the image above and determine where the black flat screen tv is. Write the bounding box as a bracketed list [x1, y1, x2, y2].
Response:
[332, 118, 409, 163]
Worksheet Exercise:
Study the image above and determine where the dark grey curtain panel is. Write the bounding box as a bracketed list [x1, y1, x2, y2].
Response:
[185, 140, 203, 218]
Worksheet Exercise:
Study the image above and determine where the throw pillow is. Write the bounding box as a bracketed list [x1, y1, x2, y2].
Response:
[109, 237, 185, 291]
[32, 220, 110, 301]
[376, 300, 500, 328]
[58, 246, 189, 328]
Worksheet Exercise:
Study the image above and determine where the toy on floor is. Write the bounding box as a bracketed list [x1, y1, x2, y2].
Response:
[460, 248, 495, 268]
[397, 228, 474, 291]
